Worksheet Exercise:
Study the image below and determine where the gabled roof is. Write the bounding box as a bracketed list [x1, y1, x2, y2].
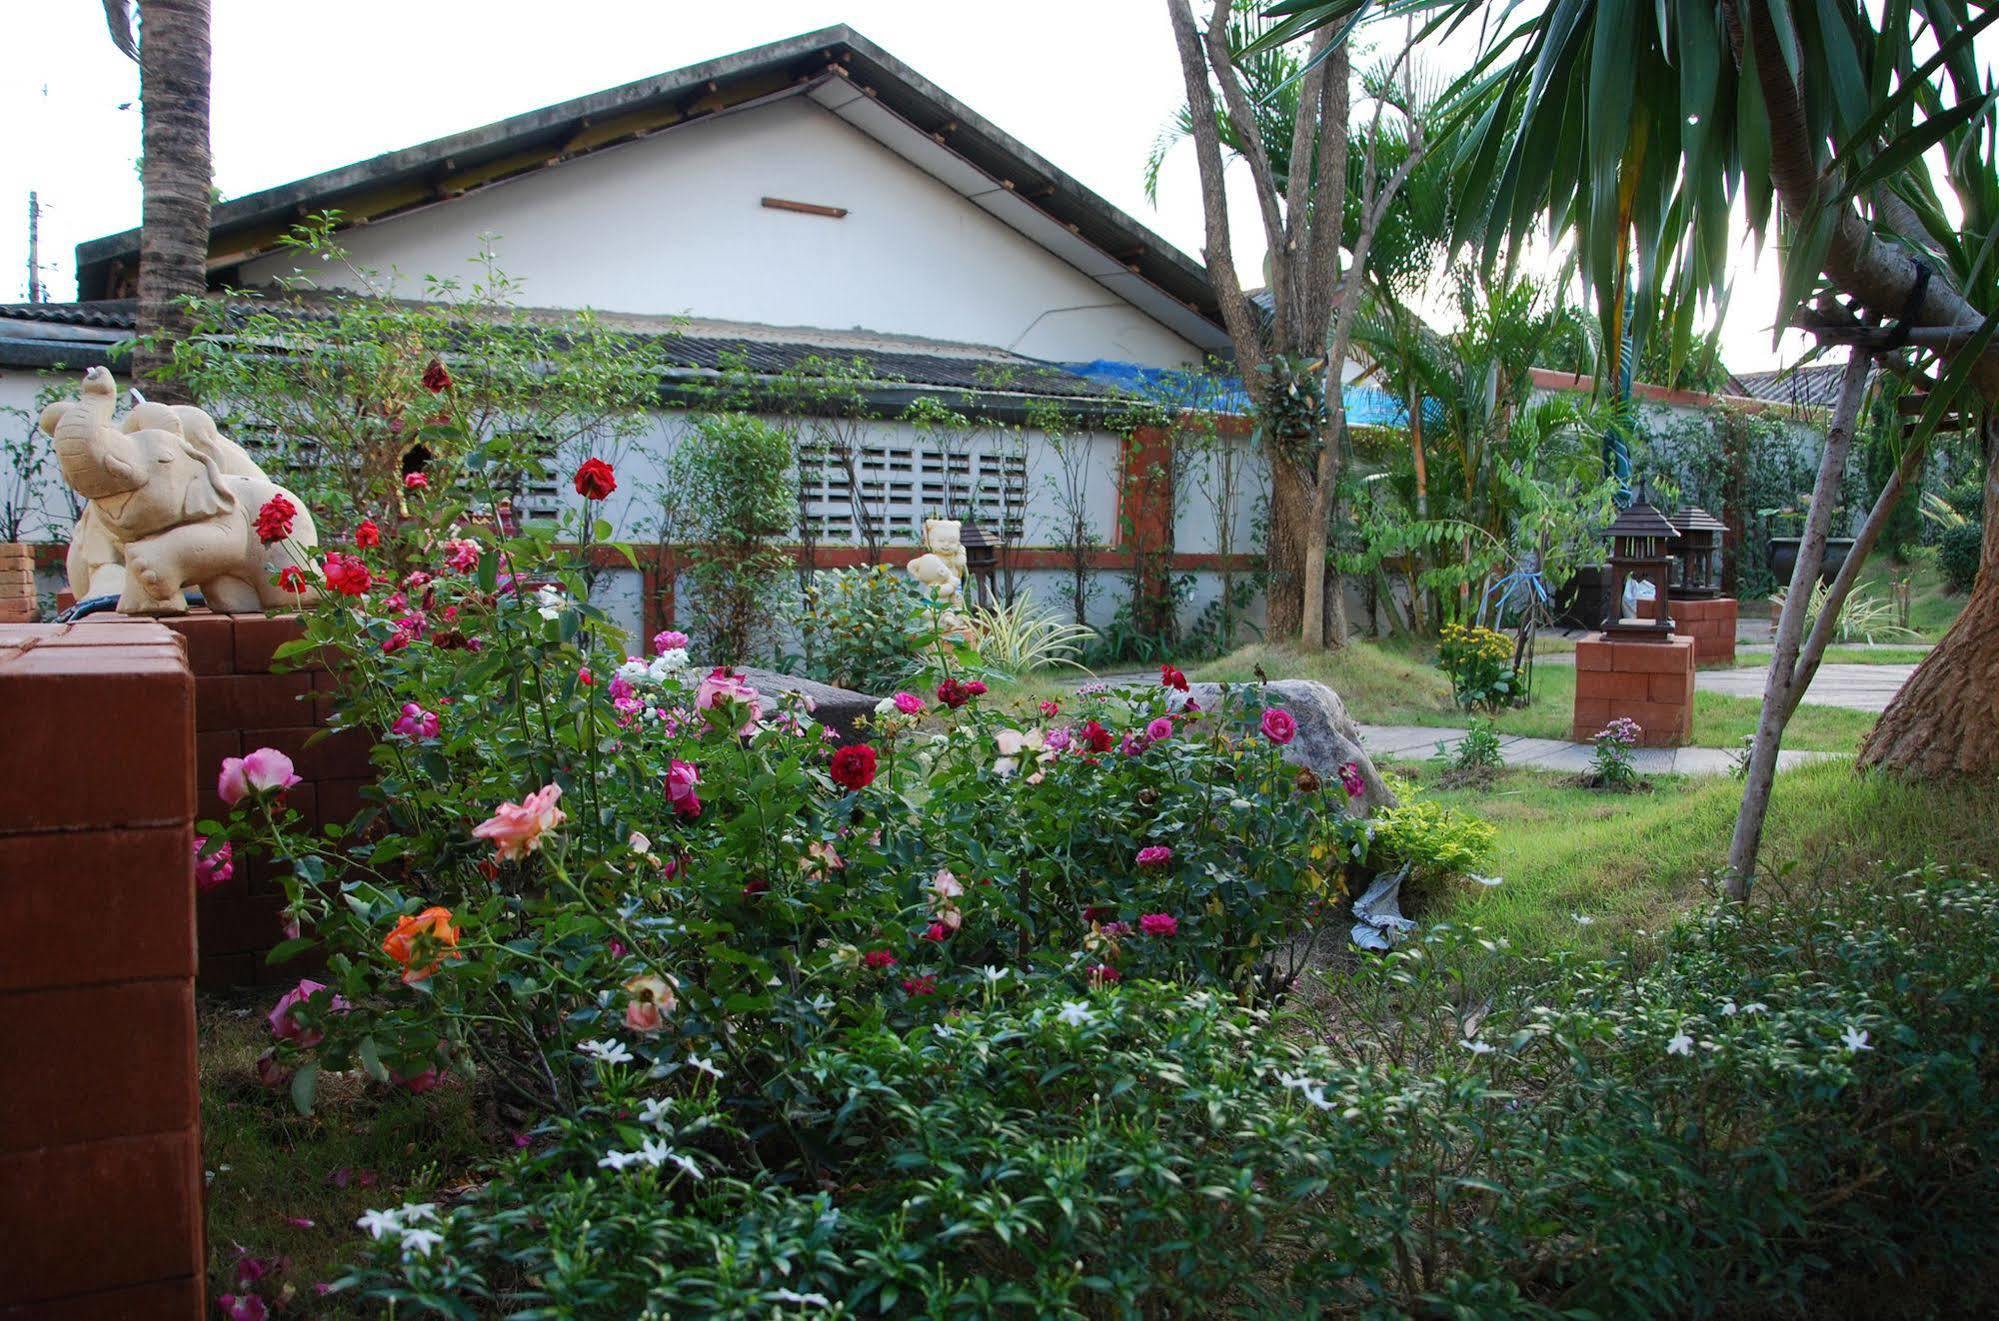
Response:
[1726, 363, 1857, 410]
[74, 26, 1227, 352]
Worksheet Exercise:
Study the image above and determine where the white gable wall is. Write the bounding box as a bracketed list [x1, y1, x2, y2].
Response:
[240, 97, 1203, 370]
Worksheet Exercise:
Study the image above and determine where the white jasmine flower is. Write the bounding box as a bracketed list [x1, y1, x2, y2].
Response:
[686, 1053, 724, 1080]
[978, 965, 1009, 984]
[399, 1203, 439, 1222]
[1057, 1000, 1095, 1028]
[1840, 1025, 1872, 1053]
[579, 1039, 634, 1065]
[639, 1097, 673, 1126]
[597, 1149, 638, 1171]
[1720, 1000, 1739, 1016]
[1460, 1038, 1495, 1055]
[1742, 1002, 1769, 1015]
[637, 1137, 674, 1167]
[664, 1150, 705, 1180]
[356, 1208, 402, 1240]
[399, 1227, 445, 1258]
[770, 1289, 831, 1307]
[1666, 1030, 1694, 1057]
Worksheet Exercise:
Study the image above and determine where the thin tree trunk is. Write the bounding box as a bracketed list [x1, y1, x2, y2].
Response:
[1860, 410, 1999, 775]
[132, 0, 213, 405]
[1727, 349, 1871, 894]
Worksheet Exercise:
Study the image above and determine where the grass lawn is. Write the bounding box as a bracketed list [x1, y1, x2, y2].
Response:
[1190, 641, 1878, 753]
[1731, 644, 1933, 666]
[1853, 556, 1967, 642]
[1385, 759, 1999, 968]
[200, 1003, 489, 1306]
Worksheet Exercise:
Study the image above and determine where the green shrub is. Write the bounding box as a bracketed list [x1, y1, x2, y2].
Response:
[1437, 622, 1519, 710]
[1940, 521, 1984, 593]
[341, 866, 1999, 1317]
[671, 412, 796, 663]
[1435, 715, 1505, 785]
[798, 564, 933, 692]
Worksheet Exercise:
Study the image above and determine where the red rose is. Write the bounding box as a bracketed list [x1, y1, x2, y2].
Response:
[254, 494, 297, 545]
[421, 359, 452, 393]
[829, 743, 878, 791]
[862, 949, 898, 969]
[276, 565, 308, 595]
[1160, 663, 1188, 692]
[573, 457, 617, 501]
[354, 519, 381, 549]
[901, 975, 938, 997]
[936, 678, 972, 709]
[1078, 720, 1114, 754]
[322, 552, 373, 597]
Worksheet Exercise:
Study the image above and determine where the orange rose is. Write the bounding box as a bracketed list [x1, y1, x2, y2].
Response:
[382, 906, 462, 983]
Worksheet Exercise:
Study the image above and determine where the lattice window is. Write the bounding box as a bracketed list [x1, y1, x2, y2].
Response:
[798, 438, 1025, 544]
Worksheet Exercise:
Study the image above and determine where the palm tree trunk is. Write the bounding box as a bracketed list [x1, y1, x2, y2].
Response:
[132, 0, 213, 405]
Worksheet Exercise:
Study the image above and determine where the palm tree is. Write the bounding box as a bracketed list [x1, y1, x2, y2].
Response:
[104, 0, 213, 404]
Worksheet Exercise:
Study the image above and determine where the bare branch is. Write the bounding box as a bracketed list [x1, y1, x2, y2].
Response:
[1202, 0, 1291, 297]
[1300, 42, 1352, 344]
[1281, 29, 1337, 326]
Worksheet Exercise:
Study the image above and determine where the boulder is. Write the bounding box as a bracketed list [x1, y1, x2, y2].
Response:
[737, 668, 880, 742]
[1179, 679, 1396, 811]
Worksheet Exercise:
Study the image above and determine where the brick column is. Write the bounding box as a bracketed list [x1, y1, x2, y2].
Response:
[0, 620, 204, 1319]
[76, 612, 374, 989]
[1639, 596, 1740, 664]
[1117, 424, 1175, 632]
[0, 543, 38, 623]
[1573, 630, 1698, 747]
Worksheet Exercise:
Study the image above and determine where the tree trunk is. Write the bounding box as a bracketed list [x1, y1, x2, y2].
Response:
[132, 0, 213, 405]
[1860, 412, 1999, 776]
[1726, 348, 1871, 895]
[1265, 454, 1310, 639]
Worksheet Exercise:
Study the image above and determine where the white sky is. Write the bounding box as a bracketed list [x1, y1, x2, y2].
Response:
[1, 0, 1806, 370]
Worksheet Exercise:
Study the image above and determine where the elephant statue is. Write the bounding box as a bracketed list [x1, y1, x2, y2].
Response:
[39, 368, 319, 615]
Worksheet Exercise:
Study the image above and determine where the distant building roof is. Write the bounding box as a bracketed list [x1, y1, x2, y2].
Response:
[1726, 363, 1859, 410]
[70, 26, 1227, 353]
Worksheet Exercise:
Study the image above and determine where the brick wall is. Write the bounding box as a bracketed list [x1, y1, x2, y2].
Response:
[0, 543, 37, 623]
[1572, 631, 1698, 747]
[1639, 595, 1739, 665]
[79, 611, 374, 990]
[0, 621, 204, 1319]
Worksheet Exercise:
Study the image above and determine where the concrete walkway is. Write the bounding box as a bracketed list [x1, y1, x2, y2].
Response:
[1357, 723, 1833, 776]
[1694, 662, 1916, 711]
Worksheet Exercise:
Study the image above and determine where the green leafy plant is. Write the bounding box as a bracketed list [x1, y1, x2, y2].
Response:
[1435, 714, 1505, 786]
[670, 413, 795, 664]
[1587, 716, 1643, 791]
[967, 592, 1094, 677]
[797, 564, 932, 693]
[1437, 622, 1518, 709]
[1771, 580, 1920, 644]
[1940, 521, 1985, 593]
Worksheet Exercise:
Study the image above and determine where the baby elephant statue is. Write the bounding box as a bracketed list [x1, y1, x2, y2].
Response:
[40, 367, 319, 615]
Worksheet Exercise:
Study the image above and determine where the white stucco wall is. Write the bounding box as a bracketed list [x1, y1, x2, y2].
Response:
[239, 97, 1203, 370]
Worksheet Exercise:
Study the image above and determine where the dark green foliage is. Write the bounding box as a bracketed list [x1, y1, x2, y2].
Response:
[1939, 521, 1985, 592]
[671, 413, 796, 664]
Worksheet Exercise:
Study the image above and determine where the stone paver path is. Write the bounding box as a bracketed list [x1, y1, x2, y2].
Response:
[1358, 723, 1833, 776]
[1693, 662, 1916, 712]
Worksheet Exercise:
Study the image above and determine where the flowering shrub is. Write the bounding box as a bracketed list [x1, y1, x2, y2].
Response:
[796, 564, 935, 692]
[1588, 715, 1643, 790]
[1437, 622, 1519, 710]
[339, 865, 1999, 1315]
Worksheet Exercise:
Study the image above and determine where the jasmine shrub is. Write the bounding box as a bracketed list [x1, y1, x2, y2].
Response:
[344, 866, 1999, 1317]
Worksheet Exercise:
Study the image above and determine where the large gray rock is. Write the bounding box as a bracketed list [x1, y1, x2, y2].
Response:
[738, 668, 880, 742]
[1179, 679, 1396, 811]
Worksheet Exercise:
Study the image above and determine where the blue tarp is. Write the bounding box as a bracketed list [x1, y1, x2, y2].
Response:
[1059, 359, 1428, 428]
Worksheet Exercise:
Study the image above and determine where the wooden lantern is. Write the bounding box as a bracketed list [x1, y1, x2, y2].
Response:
[1603, 502, 1679, 639]
[957, 521, 998, 607]
[1668, 506, 1727, 599]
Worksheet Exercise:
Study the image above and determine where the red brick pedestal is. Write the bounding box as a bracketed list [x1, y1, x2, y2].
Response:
[1573, 631, 1697, 747]
[0, 620, 205, 1319]
[79, 611, 374, 989]
[0, 543, 37, 623]
[1638, 595, 1739, 664]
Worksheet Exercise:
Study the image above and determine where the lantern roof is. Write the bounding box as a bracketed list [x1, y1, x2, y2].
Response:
[1670, 505, 1728, 534]
[1606, 502, 1679, 541]
[956, 521, 995, 550]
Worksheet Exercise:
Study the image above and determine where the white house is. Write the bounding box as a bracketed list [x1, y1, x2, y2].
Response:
[0, 26, 1278, 648]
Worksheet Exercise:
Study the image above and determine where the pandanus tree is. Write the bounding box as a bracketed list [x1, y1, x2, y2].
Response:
[1262, 0, 1999, 892]
[104, 0, 214, 404]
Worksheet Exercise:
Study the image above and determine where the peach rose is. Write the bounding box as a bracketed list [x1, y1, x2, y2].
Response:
[381, 905, 462, 983]
[622, 973, 678, 1035]
[471, 783, 565, 861]
[218, 747, 301, 806]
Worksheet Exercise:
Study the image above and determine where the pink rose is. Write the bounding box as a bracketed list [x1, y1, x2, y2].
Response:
[392, 1065, 443, 1094]
[1339, 762, 1366, 798]
[666, 759, 702, 819]
[1136, 845, 1173, 869]
[1259, 707, 1298, 746]
[1139, 912, 1179, 938]
[471, 783, 566, 861]
[891, 691, 925, 715]
[653, 629, 690, 653]
[194, 836, 234, 893]
[695, 666, 760, 713]
[218, 748, 301, 806]
[443, 538, 480, 574]
[268, 979, 347, 1047]
[392, 703, 441, 740]
[1145, 716, 1174, 743]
